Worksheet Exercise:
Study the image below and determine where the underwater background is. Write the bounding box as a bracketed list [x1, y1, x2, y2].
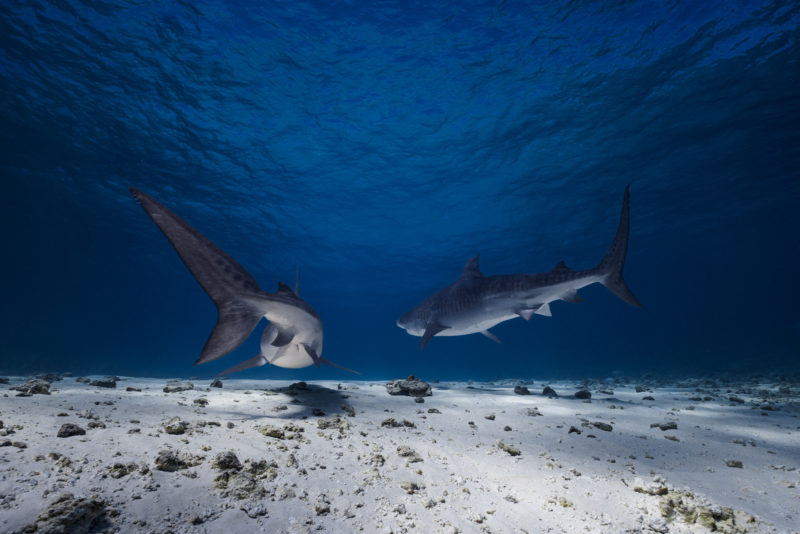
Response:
[1, 0, 798, 381]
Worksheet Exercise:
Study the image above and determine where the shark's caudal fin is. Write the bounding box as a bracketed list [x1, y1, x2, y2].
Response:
[130, 188, 266, 365]
[596, 185, 642, 309]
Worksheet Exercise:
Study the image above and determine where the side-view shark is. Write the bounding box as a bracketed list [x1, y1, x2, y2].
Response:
[130, 188, 358, 376]
[397, 186, 642, 350]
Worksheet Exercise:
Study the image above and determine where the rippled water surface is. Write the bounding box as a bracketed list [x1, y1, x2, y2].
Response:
[2, 1, 798, 379]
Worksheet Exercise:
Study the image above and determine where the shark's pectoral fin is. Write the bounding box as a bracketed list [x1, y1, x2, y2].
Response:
[562, 290, 584, 304]
[480, 330, 502, 344]
[216, 353, 267, 376]
[194, 302, 262, 365]
[535, 302, 552, 317]
[271, 327, 295, 347]
[300, 343, 322, 368]
[517, 307, 540, 321]
[420, 323, 447, 351]
[320, 358, 361, 375]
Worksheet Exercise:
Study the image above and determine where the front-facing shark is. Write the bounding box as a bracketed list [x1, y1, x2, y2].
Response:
[397, 186, 642, 350]
[131, 188, 358, 376]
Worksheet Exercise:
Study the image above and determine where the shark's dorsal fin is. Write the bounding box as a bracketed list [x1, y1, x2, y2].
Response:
[420, 323, 447, 351]
[277, 281, 295, 295]
[460, 254, 483, 279]
[550, 260, 572, 273]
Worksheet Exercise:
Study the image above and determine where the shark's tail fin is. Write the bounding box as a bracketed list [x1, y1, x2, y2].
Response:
[130, 187, 265, 365]
[596, 185, 642, 308]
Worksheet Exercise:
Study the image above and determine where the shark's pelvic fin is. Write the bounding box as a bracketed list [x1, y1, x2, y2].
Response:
[420, 323, 447, 351]
[562, 290, 584, 304]
[535, 302, 552, 317]
[517, 307, 540, 321]
[270, 327, 295, 347]
[480, 330, 502, 344]
[216, 353, 267, 376]
[597, 185, 642, 309]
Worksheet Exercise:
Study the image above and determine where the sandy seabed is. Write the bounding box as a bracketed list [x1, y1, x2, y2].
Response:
[0, 374, 798, 534]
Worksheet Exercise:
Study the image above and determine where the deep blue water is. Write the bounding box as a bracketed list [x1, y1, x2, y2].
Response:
[1, 1, 798, 380]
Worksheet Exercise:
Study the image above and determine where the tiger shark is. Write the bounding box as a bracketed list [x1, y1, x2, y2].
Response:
[397, 186, 642, 350]
[130, 188, 358, 376]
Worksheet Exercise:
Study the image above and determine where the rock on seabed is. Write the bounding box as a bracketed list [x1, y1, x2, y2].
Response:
[386, 375, 432, 397]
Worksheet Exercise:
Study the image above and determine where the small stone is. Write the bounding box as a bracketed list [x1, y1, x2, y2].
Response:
[154, 450, 187, 472]
[635, 385, 648, 393]
[163, 417, 190, 435]
[427, 408, 441, 414]
[57, 424, 86, 438]
[289, 381, 308, 390]
[542, 386, 558, 398]
[400, 481, 421, 494]
[12, 379, 51, 396]
[504, 425, 512, 431]
[574, 389, 592, 399]
[240, 501, 268, 518]
[725, 459, 743, 468]
[211, 451, 242, 471]
[729, 396, 745, 404]
[650, 422, 677, 431]
[163, 380, 194, 393]
[484, 414, 495, 420]
[193, 398, 209, 407]
[256, 425, 285, 439]
[341, 404, 356, 417]
[414, 396, 425, 403]
[125, 387, 141, 392]
[497, 440, 521, 456]
[109, 462, 138, 479]
[592, 422, 613, 432]
[311, 408, 325, 416]
[381, 418, 415, 428]
[642, 396, 655, 401]
[210, 379, 223, 388]
[397, 445, 422, 462]
[90, 378, 116, 388]
[513, 385, 531, 395]
[568, 426, 582, 434]
[87, 421, 106, 429]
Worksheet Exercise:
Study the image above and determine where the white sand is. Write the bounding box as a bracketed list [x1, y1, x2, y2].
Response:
[1, 375, 798, 533]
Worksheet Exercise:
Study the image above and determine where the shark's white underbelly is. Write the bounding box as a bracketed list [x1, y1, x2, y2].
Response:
[267, 343, 315, 368]
[437, 312, 519, 336]
[261, 311, 323, 369]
